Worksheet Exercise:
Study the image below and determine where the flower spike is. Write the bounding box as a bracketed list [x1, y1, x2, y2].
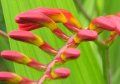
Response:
[48, 68, 70, 79]
[0, 72, 33, 84]
[1, 50, 46, 70]
[9, 30, 57, 54]
[16, 12, 69, 40]
[2, 8, 102, 84]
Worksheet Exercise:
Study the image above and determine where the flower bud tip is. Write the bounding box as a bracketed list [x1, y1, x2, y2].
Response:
[50, 68, 70, 79]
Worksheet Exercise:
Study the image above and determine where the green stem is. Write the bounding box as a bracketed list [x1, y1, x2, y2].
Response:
[0, 30, 8, 38]
[103, 48, 111, 84]
[95, 40, 111, 84]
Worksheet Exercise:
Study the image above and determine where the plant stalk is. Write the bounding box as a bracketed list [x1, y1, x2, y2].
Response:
[38, 35, 76, 84]
[103, 48, 111, 84]
[95, 40, 111, 84]
[0, 30, 8, 38]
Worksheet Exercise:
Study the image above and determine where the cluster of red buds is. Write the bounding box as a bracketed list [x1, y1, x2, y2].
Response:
[89, 13, 120, 44]
[1, 7, 120, 84]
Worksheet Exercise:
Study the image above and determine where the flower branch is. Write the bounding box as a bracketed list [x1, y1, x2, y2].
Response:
[0, 30, 8, 38]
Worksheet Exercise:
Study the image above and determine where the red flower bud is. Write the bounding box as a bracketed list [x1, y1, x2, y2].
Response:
[1, 50, 45, 70]
[33, 7, 67, 23]
[91, 16, 116, 31]
[16, 12, 59, 31]
[9, 30, 57, 54]
[16, 12, 69, 40]
[16, 12, 50, 24]
[23, 8, 81, 32]
[9, 30, 44, 46]
[18, 23, 40, 31]
[0, 72, 32, 84]
[108, 15, 120, 35]
[49, 68, 70, 79]
[57, 48, 80, 62]
[63, 48, 80, 59]
[74, 29, 97, 43]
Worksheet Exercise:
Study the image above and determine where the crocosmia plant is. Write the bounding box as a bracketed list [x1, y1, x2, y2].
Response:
[0, 1, 120, 84]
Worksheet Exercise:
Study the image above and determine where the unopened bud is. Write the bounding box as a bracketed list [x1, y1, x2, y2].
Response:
[33, 8, 67, 23]
[16, 12, 69, 40]
[49, 68, 70, 79]
[1, 50, 46, 70]
[18, 23, 40, 31]
[9, 30, 57, 54]
[74, 29, 98, 43]
[90, 16, 116, 31]
[0, 72, 32, 84]
[57, 48, 80, 62]
[16, 12, 59, 31]
[109, 15, 120, 35]
[9, 30, 44, 46]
